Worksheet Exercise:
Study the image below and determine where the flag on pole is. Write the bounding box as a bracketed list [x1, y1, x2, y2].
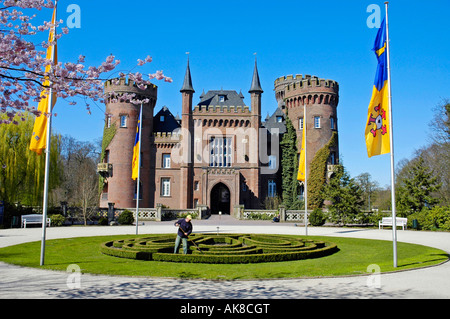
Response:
[132, 116, 141, 180]
[30, 5, 58, 155]
[365, 17, 390, 158]
[297, 117, 306, 182]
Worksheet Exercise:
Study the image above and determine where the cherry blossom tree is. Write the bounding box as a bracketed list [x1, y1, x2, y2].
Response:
[0, 0, 172, 124]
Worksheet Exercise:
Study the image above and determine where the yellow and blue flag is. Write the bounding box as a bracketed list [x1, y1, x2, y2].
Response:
[132, 117, 141, 180]
[365, 17, 390, 157]
[297, 118, 306, 182]
[30, 4, 58, 155]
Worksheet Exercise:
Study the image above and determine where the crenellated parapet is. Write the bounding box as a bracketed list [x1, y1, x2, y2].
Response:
[193, 104, 251, 114]
[153, 131, 181, 148]
[274, 74, 339, 109]
[104, 77, 158, 102]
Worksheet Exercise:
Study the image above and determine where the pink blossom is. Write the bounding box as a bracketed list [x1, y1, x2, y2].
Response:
[0, 2, 172, 123]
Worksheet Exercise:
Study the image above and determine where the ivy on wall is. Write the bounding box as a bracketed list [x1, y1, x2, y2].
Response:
[98, 123, 117, 195]
[308, 131, 338, 208]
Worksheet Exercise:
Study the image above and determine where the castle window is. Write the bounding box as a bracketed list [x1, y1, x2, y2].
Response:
[161, 178, 171, 197]
[314, 116, 321, 129]
[299, 118, 303, 130]
[330, 152, 336, 165]
[160, 115, 164, 122]
[330, 117, 336, 130]
[209, 136, 233, 167]
[276, 116, 283, 123]
[162, 154, 171, 168]
[219, 95, 225, 102]
[120, 115, 127, 128]
[106, 115, 112, 128]
[268, 180, 277, 198]
[194, 181, 199, 191]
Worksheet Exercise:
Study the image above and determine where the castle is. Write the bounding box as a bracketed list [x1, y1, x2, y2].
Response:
[98, 59, 339, 215]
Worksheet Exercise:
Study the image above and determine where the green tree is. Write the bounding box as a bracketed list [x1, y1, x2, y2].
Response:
[0, 113, 62, 206]
[280, 113, 298, 209]
[396, 156, 442, 215]
[322, 165, 364, 225]
[355, 172, 379, 210]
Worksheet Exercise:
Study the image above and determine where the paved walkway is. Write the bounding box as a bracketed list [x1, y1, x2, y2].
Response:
[1, 216, 449, 299]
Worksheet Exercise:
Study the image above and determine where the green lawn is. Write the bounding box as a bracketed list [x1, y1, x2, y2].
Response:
[0, 234, 447, 280]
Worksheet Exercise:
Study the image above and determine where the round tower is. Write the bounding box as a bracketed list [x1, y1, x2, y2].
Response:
[99, 78, 157, 209]
[274, 74, 339, 174]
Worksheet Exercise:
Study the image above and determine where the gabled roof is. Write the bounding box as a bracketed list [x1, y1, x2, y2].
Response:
[262, 106, 286, 134]
[153, 106, 181, 133]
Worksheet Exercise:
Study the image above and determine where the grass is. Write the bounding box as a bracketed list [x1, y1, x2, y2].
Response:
[0, 234, 447, 280]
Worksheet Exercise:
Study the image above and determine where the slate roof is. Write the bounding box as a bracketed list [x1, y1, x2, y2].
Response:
[153, 106, 181, 133]
[249, 60, 263, 93]
[198, 90, 246, 107]
[262, 106, 286, 134]
[180, 58, 194, 93]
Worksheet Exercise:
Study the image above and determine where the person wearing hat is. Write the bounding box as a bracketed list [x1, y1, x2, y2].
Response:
[174, 215, 193, 254]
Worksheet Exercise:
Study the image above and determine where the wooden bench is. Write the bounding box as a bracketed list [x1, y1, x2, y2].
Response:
[379, 217, 407, 230]
[21, 214, 51, 228]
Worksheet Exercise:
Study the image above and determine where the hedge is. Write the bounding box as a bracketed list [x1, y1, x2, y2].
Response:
[100, 234, 338, 264]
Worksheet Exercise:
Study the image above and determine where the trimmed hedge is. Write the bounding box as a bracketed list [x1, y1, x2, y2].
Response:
[100, 234, 338, 264]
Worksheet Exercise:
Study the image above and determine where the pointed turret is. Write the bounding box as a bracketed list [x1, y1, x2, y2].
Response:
[180, 55, 194, 209]
[180, 56, 195, 93]
[249, 59, 263, 94]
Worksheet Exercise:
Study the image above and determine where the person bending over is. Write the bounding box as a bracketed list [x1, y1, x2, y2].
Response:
[174, 215, 193, 254]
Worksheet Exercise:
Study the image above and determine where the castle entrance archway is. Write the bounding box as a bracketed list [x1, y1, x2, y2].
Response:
[210, 183, 230, 215]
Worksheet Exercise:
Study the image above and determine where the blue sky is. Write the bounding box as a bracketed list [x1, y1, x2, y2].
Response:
[46, 0, 449, 187]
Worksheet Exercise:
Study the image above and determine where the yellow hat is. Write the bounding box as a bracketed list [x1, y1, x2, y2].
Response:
[186, 215, 192, 220]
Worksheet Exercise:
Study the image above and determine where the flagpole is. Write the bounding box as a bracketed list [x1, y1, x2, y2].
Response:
[304, 104, 308, 236]
[135, 103, 143, 235]
[40, 1, 57, 266]
[385, 1, 397, 267]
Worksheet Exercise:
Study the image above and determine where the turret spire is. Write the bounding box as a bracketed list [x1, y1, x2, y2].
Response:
[180, 53, 195, 93]
[249, 56, 263, 94]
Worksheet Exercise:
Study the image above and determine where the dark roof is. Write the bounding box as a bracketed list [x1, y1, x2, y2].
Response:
[262, 107, 286, 134]
[180, 58, 194, 93]
[198, 90, 246, 107]
[249, 60, 263, 93]
[153, 106, 181, 133]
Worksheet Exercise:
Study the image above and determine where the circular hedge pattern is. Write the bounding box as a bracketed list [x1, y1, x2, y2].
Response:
[101, 234, 339, 264]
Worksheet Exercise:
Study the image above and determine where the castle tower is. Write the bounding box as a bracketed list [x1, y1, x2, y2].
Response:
[179, 57, 195, 208]
[248, 59, 263, 203]
[274, 74, 339, 176]
[99, 78, 157, 209]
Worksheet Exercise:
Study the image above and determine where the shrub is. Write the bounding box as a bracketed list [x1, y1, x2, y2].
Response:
[408, 206, 450, 231]
[117, 210, 134, 225]
[98, 216, 108, 225]
[50, 214, 65, 227]
[309, 208, 326, 226]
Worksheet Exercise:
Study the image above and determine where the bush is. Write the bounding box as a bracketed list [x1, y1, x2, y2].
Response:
[50, 214, 65, 227]
[309, 208, 326, 226]
[408, 206, 450, 231]
[117, 210, 134, 225]
[98, 216, 108, 226]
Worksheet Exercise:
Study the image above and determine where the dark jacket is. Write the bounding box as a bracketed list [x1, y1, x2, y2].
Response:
[175, 218, 193, 238]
